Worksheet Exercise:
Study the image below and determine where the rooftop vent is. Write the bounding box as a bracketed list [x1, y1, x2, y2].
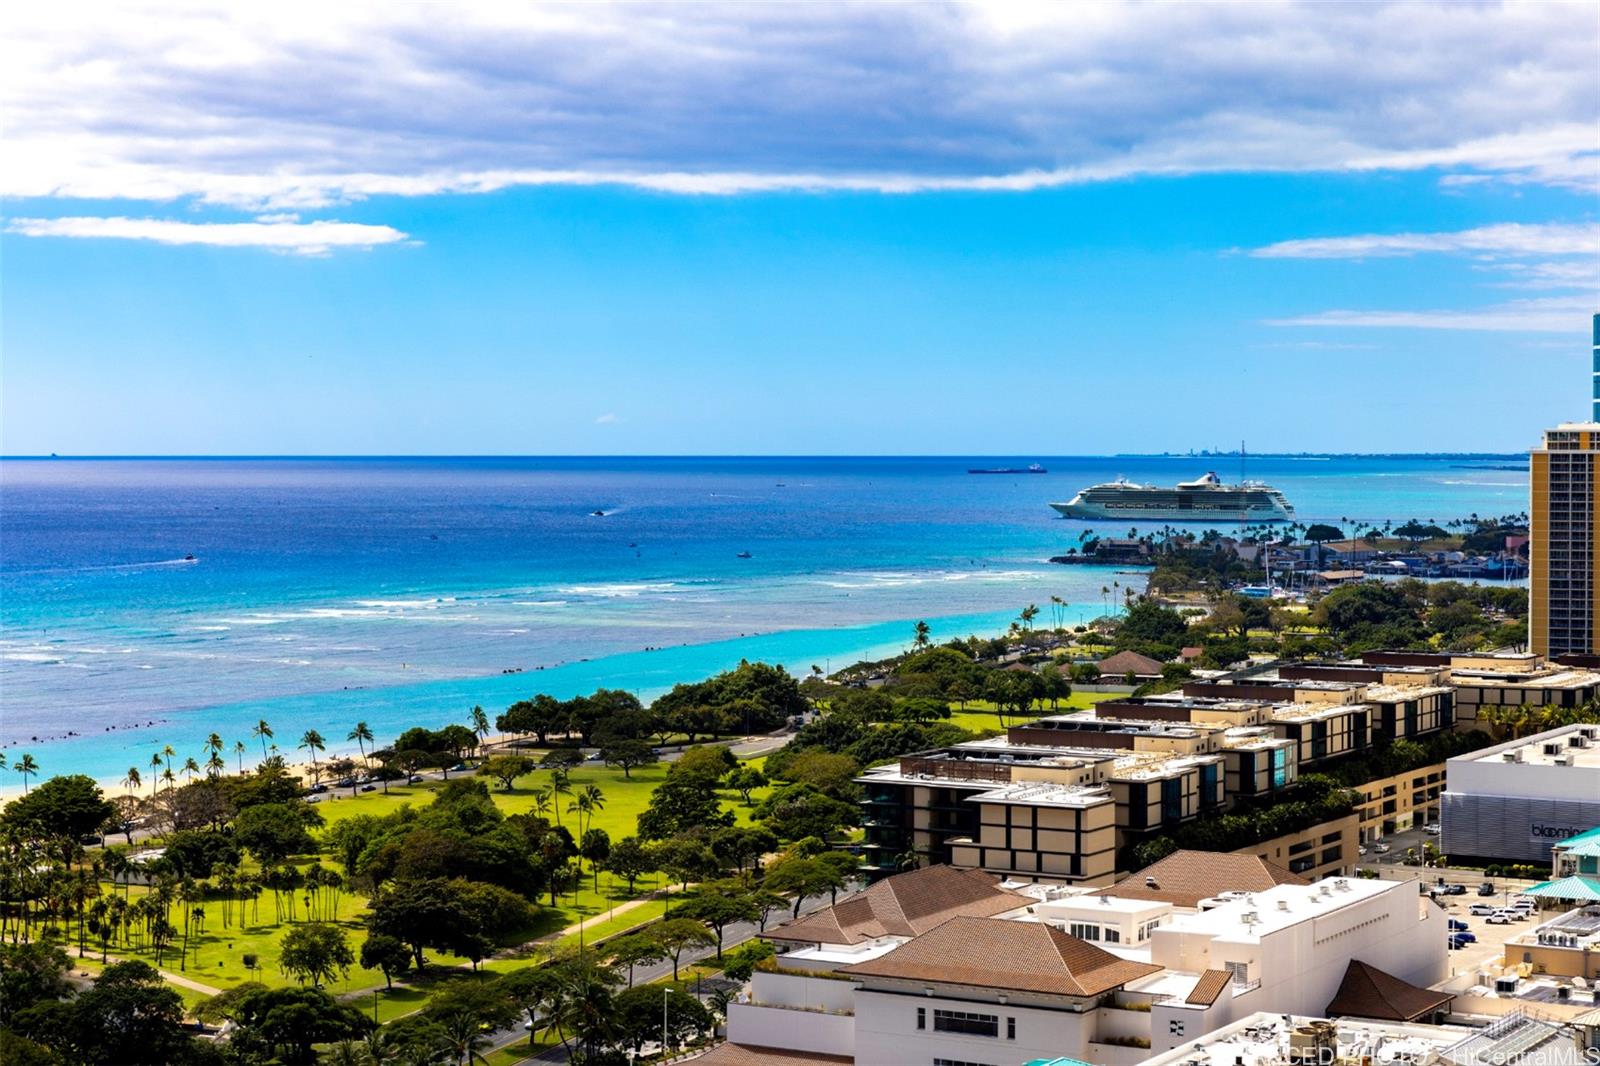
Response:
[1277, 900, 1291, 911]
[1146, 876, 1159, 888]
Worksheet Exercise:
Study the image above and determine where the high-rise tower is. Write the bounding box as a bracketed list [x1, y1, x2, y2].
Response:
[1529, 312, 1600, 657]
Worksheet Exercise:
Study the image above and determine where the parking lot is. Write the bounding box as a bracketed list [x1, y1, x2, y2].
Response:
[1354, 850, 1545, 979]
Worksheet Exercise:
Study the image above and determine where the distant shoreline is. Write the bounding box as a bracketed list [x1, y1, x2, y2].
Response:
[0, 452, 1529, 461]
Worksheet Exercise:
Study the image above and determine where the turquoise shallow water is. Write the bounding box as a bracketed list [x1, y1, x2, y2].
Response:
[0, 455, 1527, 782]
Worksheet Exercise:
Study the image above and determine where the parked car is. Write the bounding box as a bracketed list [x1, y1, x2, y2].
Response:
[1448, 919, 1469, 931]
[1449, 931, 1477, 945]
[360, 784, 377, 792]
[1478, 883, 1496, 896]
[1358, 845, 1367, 856]
[1424, 823, 1442, 835]
[1373, 843, 1391, 854]
[1445, 884, 1467, 896]
[1469, 903, 1498, 915]
[308, 783, 328, 794]
[1485, 913, 1515, 925]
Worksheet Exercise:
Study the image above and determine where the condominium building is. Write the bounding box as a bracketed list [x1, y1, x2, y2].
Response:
[1530, 318, 1600, 656]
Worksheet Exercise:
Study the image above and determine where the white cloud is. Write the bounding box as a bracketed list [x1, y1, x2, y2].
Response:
[1266, 294, 1595, 332]
[1250, 222, 1600, 260]
[594, 413, 621, 425]
[5, 216, 410, 255]
[1, 2, 1595, 210]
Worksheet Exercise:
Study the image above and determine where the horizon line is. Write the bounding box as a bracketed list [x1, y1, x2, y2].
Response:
[0, 451, 1531, 461]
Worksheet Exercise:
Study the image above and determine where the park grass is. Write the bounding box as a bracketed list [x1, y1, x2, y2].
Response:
[945, 691, 1113, 734]
[97, 753, 777, 1008]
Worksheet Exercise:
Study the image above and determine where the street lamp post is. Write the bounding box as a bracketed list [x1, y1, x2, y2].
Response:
[663, 986, 670, 1059]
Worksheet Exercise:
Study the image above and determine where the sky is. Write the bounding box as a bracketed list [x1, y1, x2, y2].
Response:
[1, 2, 1597, 456]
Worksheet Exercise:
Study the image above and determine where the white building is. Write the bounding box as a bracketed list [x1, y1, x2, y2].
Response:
[732, 862, 1448, 1065]
[1442, 723, 1600, 863]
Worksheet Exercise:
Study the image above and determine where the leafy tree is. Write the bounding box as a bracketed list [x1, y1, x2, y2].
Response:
[605, 932, 667, 987]
[710, 824, 778, 874]
[983, 669, 1044, 724]
[653, 917, 716, 979]
[1, 774, 115, 839]
[367, 877, 472, 970]
[358, 934, 412, 989]
[766, 856, 850, 917]
[1116, 600, 1189, 646]
[778, 751, 860, 798]
[227, 985, 373, 1064]
[720, 938, 775, 983]
[614, 986, 712, 1055]
[755, 782, 859, 841]
[62, 961, 195, 1065]
[477, 754, 534, 790]
[723, 765, 768, 804]
[0, 941, 71, 1024]
[496, 694, 566, 745]
[637, 775, 734, 839]
[597, 737, 659, 778]
[423, 981, 520, 1063]
[278, 923, 354, 987]
[675, 887, 759, 958]
[672, 744, 739, 786]
[235, 802, 319, 863]
[540, 747, 585, 771]
[602, 836, 656, 894]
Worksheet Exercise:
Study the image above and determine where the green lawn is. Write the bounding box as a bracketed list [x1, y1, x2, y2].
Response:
[945, 692, 1112, 734]
[91, 754, 776, 1009]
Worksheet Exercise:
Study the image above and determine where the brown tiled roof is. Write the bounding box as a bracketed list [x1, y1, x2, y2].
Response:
[839, 916, 1162, 997]
[764, 865, 1028, 945]
[1186, 969, 1232, 1006]
[1108, 850, 1308, 908]
[1098, 650, 1165, 676]
[1324, 959, 1454, 1022]
[687, 1044, 852, 1066]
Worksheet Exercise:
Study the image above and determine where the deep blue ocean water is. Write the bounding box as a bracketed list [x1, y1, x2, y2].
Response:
[0, 456, 1528, 782]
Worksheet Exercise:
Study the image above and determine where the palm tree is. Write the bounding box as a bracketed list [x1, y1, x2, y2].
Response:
[470, 706, 490, 750]
[149, 753, 164, 798]
[531, 787, 554, 821]
[234, 740, 247, 775]
[1020, 604, 1039, 630]
[299, 729, 326, 785]
[161, 744, 176, 778]
[347, 722, 374, 770]
[253, 719, 273, 760]
[123, 767, 142, 797]
[182, 756, 201, 784]
[550, 769, 573, 829]
[161, 767, 176, 793]
[204, 734, 224, 776]
[912, 620, 931, 650]
[15, 753, 38, 793]
[206, 752, 226, 778]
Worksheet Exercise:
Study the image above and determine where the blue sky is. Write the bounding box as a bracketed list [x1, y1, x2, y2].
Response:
[2, 3, 1596, 455]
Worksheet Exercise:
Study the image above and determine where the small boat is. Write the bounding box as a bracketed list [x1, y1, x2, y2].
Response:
[736, 551, 752, 559]
[968, 463, 1047, 474]
[591, 510, 606, 517]
[182, 554, 196, 562]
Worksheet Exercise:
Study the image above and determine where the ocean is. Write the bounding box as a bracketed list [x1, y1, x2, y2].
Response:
[0, 455, 1529, 783]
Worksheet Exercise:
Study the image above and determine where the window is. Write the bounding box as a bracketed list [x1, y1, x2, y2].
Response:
[916, 1007, 925, 1030]
[1068, 921, 1102, 941]
[1007, 1017, 1016, 1040]
[933, 1010, 999, 1038]
[1104, 927, 1121, 944]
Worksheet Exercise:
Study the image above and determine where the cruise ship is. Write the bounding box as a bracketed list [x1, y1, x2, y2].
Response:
[1049, 472, 1295, 522]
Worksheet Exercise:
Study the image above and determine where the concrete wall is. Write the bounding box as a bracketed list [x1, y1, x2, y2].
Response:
[748, 970, 856, 1013]
[727, 1003, 854, 1057]
[852, 988, 1092, 1066]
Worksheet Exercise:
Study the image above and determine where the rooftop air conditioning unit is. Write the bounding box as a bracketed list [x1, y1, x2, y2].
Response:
[1503, 751, 1521, 763]
[1571, 735, 1588, 748]
[1543, 743, 1562, 756]
[1554, 756, 1570, 766]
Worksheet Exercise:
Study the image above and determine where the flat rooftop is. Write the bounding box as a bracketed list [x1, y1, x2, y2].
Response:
[1457, 725, 1600, 769]
[1138, 1013, 1470, 1066]
[967, 781, 1114, 809]
[1270, 700, 1373, 723]
[1453, 668, 1600, 689]
[1157, 877, 1397, 940]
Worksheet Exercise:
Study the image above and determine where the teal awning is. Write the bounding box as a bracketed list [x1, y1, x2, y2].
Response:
[1521, 876, 1600, 901]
